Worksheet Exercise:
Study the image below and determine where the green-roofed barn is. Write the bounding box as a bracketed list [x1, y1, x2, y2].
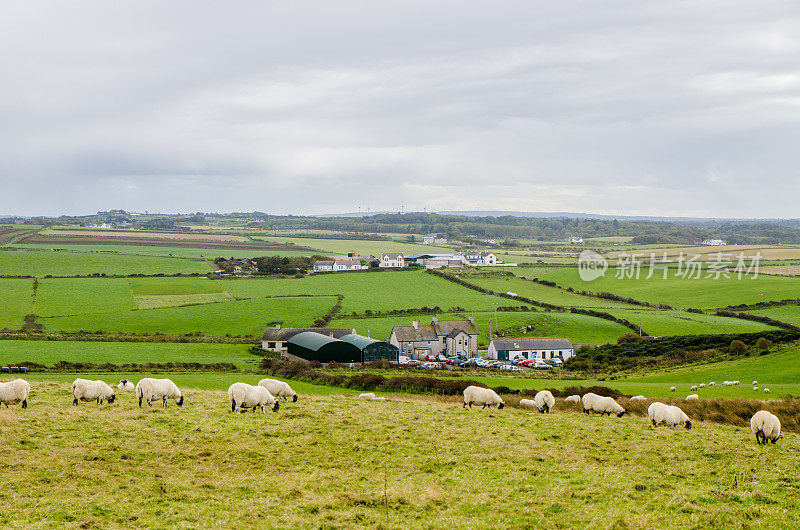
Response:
[287, 331, 363, 363]
[339, 334, 399, 363]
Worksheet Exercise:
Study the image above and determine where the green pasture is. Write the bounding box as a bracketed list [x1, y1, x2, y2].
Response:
[253, 235, 451, 256]
[5, 242, 310, 259]
[0, 278, 34, 329]
[604, 308, 776, 336]
[744, 305, 800, 326]
[537, 266, 800, 309]
[35, 278, 136, 317]
[0, 249, 211, 277]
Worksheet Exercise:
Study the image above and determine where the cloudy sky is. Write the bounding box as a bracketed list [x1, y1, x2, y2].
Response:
[2, 1, 799, 217]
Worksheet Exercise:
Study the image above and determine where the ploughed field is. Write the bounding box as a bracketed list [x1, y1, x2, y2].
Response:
[1, 383, 798, 528]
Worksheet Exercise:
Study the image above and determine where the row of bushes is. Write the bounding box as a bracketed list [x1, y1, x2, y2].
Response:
[10, 361, 239, 372]
[312, 294, 344, 327]
[0, 331, 256, 343]
[721, 298, 800, 311]
[569, 308, 648, 336]
[426, 268, 564, 310]
[715, 310, 799, 330]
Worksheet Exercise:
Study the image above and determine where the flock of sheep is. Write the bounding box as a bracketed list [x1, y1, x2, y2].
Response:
[0, 378, 784, 445]
[460, 385, 783, 445]
[670, 380, 771, 397]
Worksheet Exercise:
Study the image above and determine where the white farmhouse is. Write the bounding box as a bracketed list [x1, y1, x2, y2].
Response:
[313, 260, 335, 272]
[701, 239, 727, 246]
[379, 252, 405, 268]
[487, 338, 574, 362]
[333, 259, 364, 271]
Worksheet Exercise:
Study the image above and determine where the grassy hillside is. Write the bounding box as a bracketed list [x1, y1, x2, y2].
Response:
[604, 308, 776, 336]
[1, 384, 797, 528]
[744, 305, 800, 326]
[0, 278, 34, 329]
[0, 249, 211, 276]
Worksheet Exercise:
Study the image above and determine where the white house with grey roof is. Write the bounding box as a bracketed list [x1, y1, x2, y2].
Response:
[389, 315, 478, 358]
[487, 338, 574, 362]
[380, 252, 405, 268]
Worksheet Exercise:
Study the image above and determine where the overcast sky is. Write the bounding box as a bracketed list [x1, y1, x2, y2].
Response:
[2, 1, 799, 218]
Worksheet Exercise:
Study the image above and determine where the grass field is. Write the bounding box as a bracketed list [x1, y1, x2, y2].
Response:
[6, 242, 312, 259]
[0, 383, 797, 527]
[0, 278, 34, 330]
[0, 249, 212, 277]
[744, 305, 800, 326]
[537, 266, 800, 309]
[0, 341, 259, 369]
[604, 308, 776, 336]
[254, 235, 453, 256]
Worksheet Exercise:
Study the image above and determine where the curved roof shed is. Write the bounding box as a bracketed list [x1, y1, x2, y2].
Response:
[287, 332, 362, 363]
[339, 334, 399, 362]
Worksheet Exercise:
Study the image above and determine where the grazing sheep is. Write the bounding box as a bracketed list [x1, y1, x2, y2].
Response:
[533, 390, 555, 413]
[752, 380, 758, 386]
[753, 387, 759, 391]
[690, 385, 698, 391]
[648, 402, 692, 429]
[750, 410, 781, 444]
[670, 386, 676, 392]
[764, 388, 770, 393]
[358, 393, 377, 399]
[71, 379, 115, 405]
[582, 393, 626, 417]
[630, 395, 646, 401]
[564, 394, 581, 404]
[709, 382, 716, 386]
[228, 382, 279, 413]
[685, 394, 699, 401]
[733, 380, 740, 385]
[699, 383, 705, 388]
[722, 381, 731, 386]
[0, 378, 30, 408]
[372, 396, 386, 401]
[463, 386, 504, 409]
[519, 399, 537, 410]
[257, 378, 298, 402]
[116, 379, 135, 390]
[135, 378, 183, 408]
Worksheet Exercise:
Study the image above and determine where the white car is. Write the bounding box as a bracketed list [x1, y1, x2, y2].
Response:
[398, 356, 410, 365]
[499, 364, 513, 371]
[422, 361, 439, 369]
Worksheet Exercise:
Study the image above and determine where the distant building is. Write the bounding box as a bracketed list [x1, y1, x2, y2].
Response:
[423, 234, 448, 245]
[287, 332, 362, 363]
[261, 325, 356, 353]
[701, 239, 727, 246]
[313, 260, 335, 272]
[379, 252, 405, 268]
[389, 316, 478, 359]
[333, 259, 364, 271]
[566, 237, 584, 244]
[487, 338, 574, 362]
[461, 252, 498, 266]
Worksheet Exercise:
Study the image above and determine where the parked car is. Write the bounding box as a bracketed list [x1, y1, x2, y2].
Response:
[533, 362, 552, 370]
[437, 354, 447, 362]
[398, 356, 410, 365]
[511, 365, 523, 372]
[422, 361, 440, 369]
[407, 359, 421, 367]
[424, 355, 437, 362]
[499, 364, 513, 371]
[459, 358, 480, 367]
[445, 357, 459, 365]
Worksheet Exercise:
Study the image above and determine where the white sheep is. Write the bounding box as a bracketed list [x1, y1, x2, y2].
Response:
[648, 402, 692, 429]
[257, 378, 298, 402]
[733, 380, 740, 385]
[116, 379, 135, 390]
[690, 385, 698, 391]
[764, 388, 770, 393]
[71, 379, 116, 405]
[630, 395, 646, 401]
[463, 386, 505, 409]
[519, 398, 537, 410]
[564, 394, 581, 404]
[582, 393, 626, 417]
[722, 381, 731, 386]
[752, 380, 758, 386]
[709, 382, 716, 386]
[750, 410, 781, 444]
[136, 378, 183, 408]
[670, 386, 676, 392]
[533, 390, 555, 413]
[685, 394, 699, 401]
[358, 393, 377, 399]
[0, 378, 30, 408]
[753, 387, 759, 392]
[228, 382, 279, 413]
[699, 383, 705, 388]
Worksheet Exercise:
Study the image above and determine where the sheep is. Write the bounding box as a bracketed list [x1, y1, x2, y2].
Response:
[752, 380, 758, 386]
[709, 382, 716, 386]
[670, 386, 676, 392]
[648, 402, 692, 429]
[564, 394, 581, 404]
[764, 388, 770, 393]
[582, 393, 626, 417]
[71, 379, 115, 405]
[733, 380, 740, 385]
[463, 386, 504, 409]
[533, 390, 555, 413]
[630, 395, 646, 401]
[257, 378, 298, 402]
[136, 378, 183, 408]
[358, 393, 377, 399]
[0, 378, 30, 408]
[116, 379, 135, 390]
[722, 381, 731, 386]
[699, 383, 705, 389]
[750, 410, 781, 444]
[690, 385, 698, 391]
[228, 382, 279, 413]
[685, 394, 699, 401]
[519, 399, 537, 410]
[753, 386, 759, 391]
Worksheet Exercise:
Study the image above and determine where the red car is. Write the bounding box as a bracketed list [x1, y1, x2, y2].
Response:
[424, 355, 437, 362]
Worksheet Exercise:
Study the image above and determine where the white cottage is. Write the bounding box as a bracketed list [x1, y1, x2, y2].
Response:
[487, 338, 574, 362]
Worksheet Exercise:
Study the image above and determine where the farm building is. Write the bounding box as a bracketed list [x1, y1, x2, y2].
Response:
[261, 325, 356, 353]
[487, 338, 574, 362]
[313, 260, 334, 272]
[333, 259, 365, 271]
[389, 315, 479, 359]
[287, 332, 363, 363]
[379, 252, 406, 268]
[339, 334, 399, 362]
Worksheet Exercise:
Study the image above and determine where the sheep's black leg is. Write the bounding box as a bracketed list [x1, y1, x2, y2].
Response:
[231, 400, 236, 413]
[73, 398, 78, 406]
[163, 397, 168, 408]
[21, 399, 27, 409]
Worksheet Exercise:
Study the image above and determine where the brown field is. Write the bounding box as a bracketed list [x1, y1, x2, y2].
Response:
[609, 244, 800, 261]
[43, 229, 250, 242]
[759, 266, 800, 276]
